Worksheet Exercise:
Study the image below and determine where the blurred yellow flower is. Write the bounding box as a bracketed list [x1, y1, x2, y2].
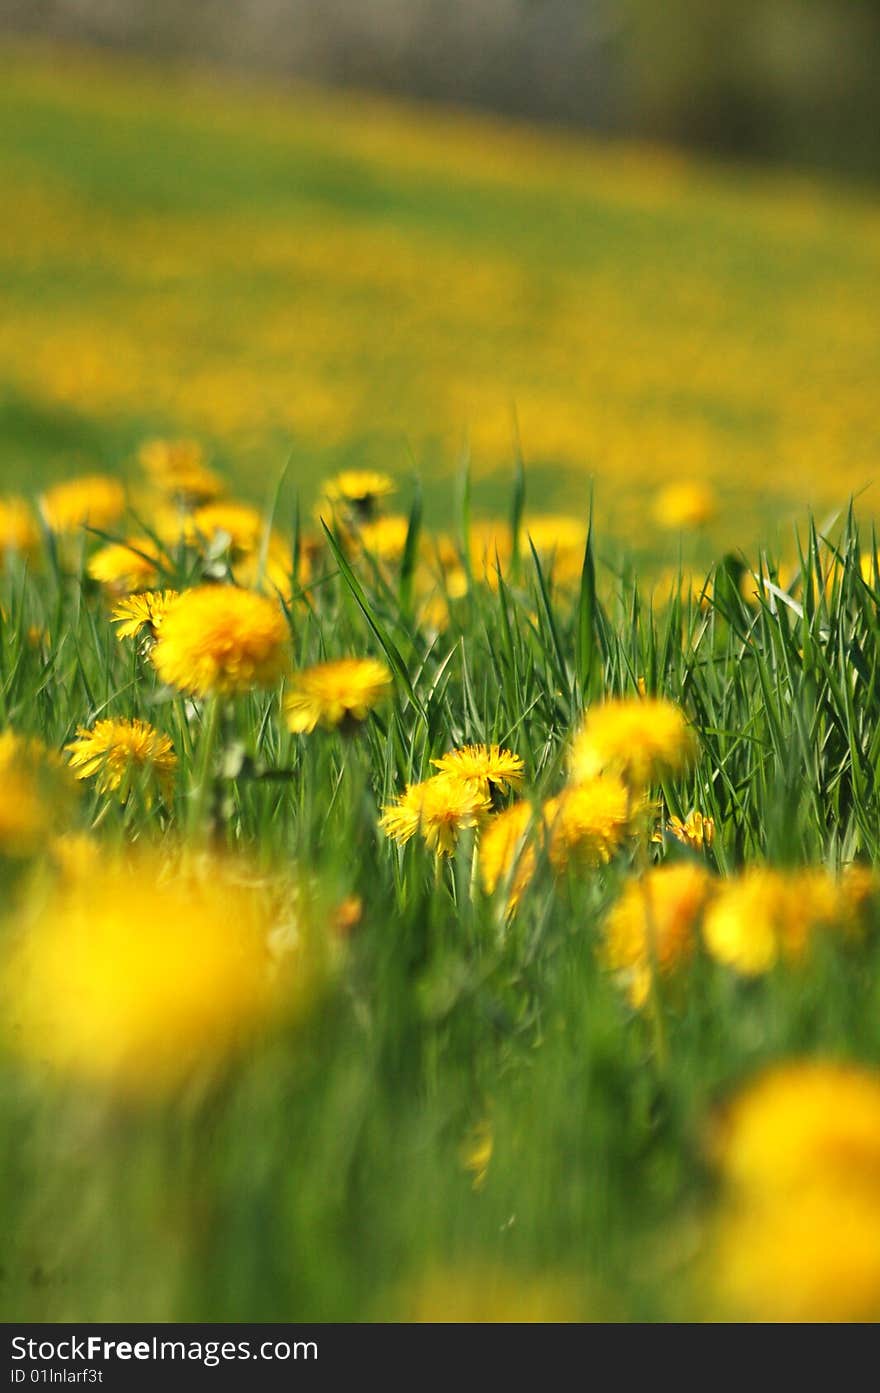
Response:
[151, 585, 289, 697]
[380, 774, 491, 856]
[3, 851, 296, 1098]
[570, 697, 698, 788]
[139, 438, 224, 506]
[284, 657, 392, 734]
[702, 868, 844, 976]
[356, 514, 412, 563]
[544, 776, 631, 870]
[431, 744, 524, 795]
[321, 471, 395, 519]
[0, 497, 39, 558]
[111, 588, 180, 640]
[601, 862, 712, 1007]
[653, 481, 716, 530]
[0, 731, 75, 856]
[39, 475, 126, 535]
[187, 500, 267, 557]
[479, 800, 539, 908]
[65, 717, 177, 803]
[87, 537, 161, 592]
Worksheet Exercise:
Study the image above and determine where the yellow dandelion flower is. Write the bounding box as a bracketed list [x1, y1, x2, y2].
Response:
[2, 850, 298, 1098]
[356, 514, 412, 563]
[667, 809, 715, 851]
[151, 585, 289, 698]
[543, 776, 631, 870]
[110, 588, 180, 640]
[39, 475, 126, 535]
[702, 869, 844, 977]
[431, 744, 525, 795]
[570, 697, 698, 788]
[87, 537, 161, 592]
[601, 863, 712, 1007]
[710, 1182, 880, 1323]
[139, 438, 224, 506]
[0, 497, 39, 557]
[380, 774, 491, 856]
[285, 657, 391, 734]
[479, 800, 540, 908]
[65, 718, 177, 802]
[187, 500, 267, 557]
[0, 730, 73, 856]
[322, 471, 395, 512]
[653, 481, 716, 530]
[233, 533, 309, 602]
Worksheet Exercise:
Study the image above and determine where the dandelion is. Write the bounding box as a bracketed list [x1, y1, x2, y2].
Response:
[187, 501, 267, 557]
[706, 1061, 880, 1321]
[570, 697, 698, 788]
[65, 718, 177, 803]
[666, 809, 715, 851]
[544, 776, 631, 870]
[601, 863, 712, 1007]
[0, 730, 73, 856]
[321, 471, 395, 522]
[2, 851, 295, 1098]
[653, 481, 716, 530]
[285, 657, 391, 734]
[39, 475, 126, 534]
[702, 868, 843, 976]
[139, 438, 224, 506]
[111, 589, 180, 641]
[151, 585, 289, 698]
[356, 514, 412, 563]
[431, 744, 524, 796]
[0, 497, 39, 557]
[479, 800, 539, 908]
[380, 775, 491, 856]
[87, 537, 161, 592]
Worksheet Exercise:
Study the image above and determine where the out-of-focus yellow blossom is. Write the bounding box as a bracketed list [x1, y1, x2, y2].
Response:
[151, 585, 289, 697]
[666, 809, 715, 852]
[111, 589, 180, 641]
[187, 501, 267, 557]
[65, 718, 177, 803]
[2, 850, 303, 1098]
[380, 774, 491, 856]
[431, 744, 524, 796]
[479, 801, 539, 909]
[39, 475, 126, 535]
[139, 438, 224, 506]
[601, 862, 712, 1007]
[87, 537, 162, 592]
[460, 1119, 494, 1191]
[702, 868, 846, 976]
[706, 1061, 880, 1321]
[284, 657, 391, 734]
[469, 520, 513, 587]
[570, 697, 698, 788]
[0, 730, 74, 856]
[653, 481, 716, 530]
[520, 515, 587, 585]
[233, 535, 307, 602]
[356, 514, 412, 564]
[321, 471, 395, 521]
[544, 776, 631, 870]
[394, 1267, 587, 1322]
[0, 497, 39, 558]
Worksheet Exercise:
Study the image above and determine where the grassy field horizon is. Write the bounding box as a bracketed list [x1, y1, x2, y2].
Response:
[2, 41, 880, 558]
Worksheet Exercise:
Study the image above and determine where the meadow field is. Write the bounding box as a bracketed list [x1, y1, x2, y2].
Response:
[2, 45, 880, 1324]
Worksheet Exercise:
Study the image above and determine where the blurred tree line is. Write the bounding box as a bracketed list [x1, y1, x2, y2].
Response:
[2, 0, 879, 177]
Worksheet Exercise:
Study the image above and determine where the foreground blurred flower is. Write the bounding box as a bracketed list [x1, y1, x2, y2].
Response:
[151, 585, 289, 697]
[653, 481, 716, 530]
[431, 744, 524, 796]
[87, 537, 161, 592]
[285, 658, 391, 734]
[0, 497, 39, 558]
[544, 776, 632, 870]
[111, 589, 180, 641]
[380, 775, 491, 855]
[702, 868, 844, 976]
[2, 851, 302, 1098]
[570, 697, 698, 788]
[601, 862, 712, 1007]
[65, 718, 177, 803]
[39, 475, 126, 535]
[706, 1061, 880, 1321]
[480, 801, 539, 908]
